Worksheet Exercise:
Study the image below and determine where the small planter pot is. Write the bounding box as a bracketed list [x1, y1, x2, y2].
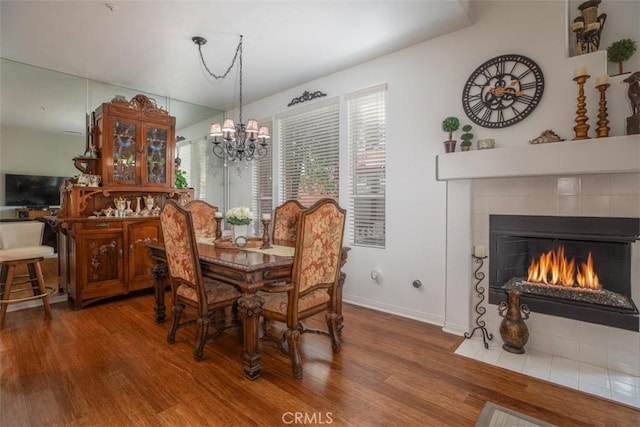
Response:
[460, 145, 471, 152]
[443, 140, 457, 153]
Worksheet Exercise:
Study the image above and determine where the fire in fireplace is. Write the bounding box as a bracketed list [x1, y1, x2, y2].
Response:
[527, 245, 600, 289]
[489, 215, 640, 331]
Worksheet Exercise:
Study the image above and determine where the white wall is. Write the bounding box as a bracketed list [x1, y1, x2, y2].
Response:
[223, 0, 639, 326]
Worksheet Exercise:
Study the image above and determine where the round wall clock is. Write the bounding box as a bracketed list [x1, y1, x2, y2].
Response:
[462, 54, 544, 128]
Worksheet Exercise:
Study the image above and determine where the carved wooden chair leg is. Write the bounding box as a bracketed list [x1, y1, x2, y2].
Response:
[285, 328, 303, 379]
[167, 304, 183, 344]
[193, 316, 210, 361]
[211, 309, 225, 330]
[326, 312, 341, 353]
[259, 318, 288, 354]
[276, 332, 289, 355]
[261, 316, 270, 336]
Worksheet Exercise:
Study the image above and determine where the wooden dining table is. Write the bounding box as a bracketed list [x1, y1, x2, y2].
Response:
[146, 239, 349, 380]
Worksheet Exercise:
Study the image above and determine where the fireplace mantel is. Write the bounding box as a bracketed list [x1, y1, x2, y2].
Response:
[436, 135, 639, 181]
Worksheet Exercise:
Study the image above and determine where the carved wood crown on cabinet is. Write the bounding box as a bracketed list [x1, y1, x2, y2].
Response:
[57, 95, 194, 309]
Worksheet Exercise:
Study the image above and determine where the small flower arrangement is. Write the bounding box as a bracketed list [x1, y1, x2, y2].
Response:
[225, 206, 253, 225]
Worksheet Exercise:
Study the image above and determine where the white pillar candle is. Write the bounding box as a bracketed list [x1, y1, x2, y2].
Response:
[214, 212, 223, 218]
[595, 74, 610, 86]
[262, 213, 271, 220]
[474, 245, 486, 258]
[574, 66, 588, 78]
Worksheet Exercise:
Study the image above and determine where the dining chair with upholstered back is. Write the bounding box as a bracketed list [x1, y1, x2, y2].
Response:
[184, 199, 218, 239]
[261, 198, 346, 378]
[0, 221, 55, 329]
[159, 200, 241, 361]
[272, 199, 304, 243]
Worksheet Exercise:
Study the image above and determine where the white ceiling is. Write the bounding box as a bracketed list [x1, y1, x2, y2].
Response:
[0, 1, 471, 132]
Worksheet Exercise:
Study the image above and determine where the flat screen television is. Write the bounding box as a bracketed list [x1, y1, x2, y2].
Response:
[4, 173, 69, 208]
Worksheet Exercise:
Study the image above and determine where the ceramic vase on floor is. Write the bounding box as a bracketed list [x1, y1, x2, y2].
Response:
[498, 288, 530, 354]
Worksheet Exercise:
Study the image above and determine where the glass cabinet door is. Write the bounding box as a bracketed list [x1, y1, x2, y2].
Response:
[111, 119, 138, 183]
[144, 125, 168, 185]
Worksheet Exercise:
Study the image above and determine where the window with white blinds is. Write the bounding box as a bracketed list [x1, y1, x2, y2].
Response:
[176, 137, 208, 200]
[252, 121, 273, 235]
[347, 84, 386, 248]
[278, 99, 340, 207]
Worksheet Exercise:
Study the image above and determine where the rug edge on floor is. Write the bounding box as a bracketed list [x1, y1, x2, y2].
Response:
[475, 401, 555, 427]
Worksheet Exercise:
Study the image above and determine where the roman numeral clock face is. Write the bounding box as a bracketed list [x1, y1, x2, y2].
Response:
[462, 54, 544, 128]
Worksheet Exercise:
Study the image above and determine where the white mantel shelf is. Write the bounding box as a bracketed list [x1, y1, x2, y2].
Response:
[436, 135, 640, 181]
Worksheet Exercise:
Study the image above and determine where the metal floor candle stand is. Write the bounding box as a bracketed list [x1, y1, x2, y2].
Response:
[464, 255, 493, 349]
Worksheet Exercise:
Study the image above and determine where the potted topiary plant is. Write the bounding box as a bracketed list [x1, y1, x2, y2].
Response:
[442, 116, 460, 153]
[460, 124, 473, 152]
[607, 38, 637, 75]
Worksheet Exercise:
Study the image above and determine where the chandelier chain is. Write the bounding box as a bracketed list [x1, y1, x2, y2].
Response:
[196, 35, 243, 81]
[194, 34, 269, 165]
[239, 38, 243, 125]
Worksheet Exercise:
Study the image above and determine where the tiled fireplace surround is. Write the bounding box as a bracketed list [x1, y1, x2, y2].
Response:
[471, 173, 640, 374]
[439, 136, 640, 382]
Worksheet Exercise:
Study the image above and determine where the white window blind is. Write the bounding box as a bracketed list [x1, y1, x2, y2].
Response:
[252, 121, 273, 235]
[347, 84, 386, 248]
[176, 137, 208, 200]
[278, 100, 340, 207]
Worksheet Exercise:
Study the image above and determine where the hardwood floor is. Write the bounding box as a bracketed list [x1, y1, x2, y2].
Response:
[1, 292, 638, 426]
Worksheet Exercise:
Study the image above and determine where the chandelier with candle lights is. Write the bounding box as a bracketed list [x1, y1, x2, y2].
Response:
[192, 35, 270, 163]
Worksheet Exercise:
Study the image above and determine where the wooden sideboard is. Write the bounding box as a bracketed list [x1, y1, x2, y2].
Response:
[57, 95, 193, 308]
[58, 214, 183, 308]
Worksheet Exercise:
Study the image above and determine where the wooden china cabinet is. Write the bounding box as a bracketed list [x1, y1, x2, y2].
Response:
[57, 95, 193, 309]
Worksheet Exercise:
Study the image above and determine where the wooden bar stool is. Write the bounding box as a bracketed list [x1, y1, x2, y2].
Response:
[0, 222, 55, 329]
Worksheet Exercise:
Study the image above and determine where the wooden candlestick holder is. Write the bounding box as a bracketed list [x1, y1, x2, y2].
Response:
[595, 83, 610, 138]
[260, 219, 273, 249]
[573, 75, 591, 140]
[214, 216, 223, 239]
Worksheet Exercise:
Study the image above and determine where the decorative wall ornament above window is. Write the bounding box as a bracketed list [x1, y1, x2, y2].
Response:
[287, 90, 327, 107]
[192, 35, 270, 164]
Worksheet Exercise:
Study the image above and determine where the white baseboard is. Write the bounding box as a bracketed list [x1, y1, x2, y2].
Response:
[442, 322, 467, 337]
[343, 294, 445, 328]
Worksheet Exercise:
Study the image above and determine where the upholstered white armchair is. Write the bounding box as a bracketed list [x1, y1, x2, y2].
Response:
[0, 221, 55, 329]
